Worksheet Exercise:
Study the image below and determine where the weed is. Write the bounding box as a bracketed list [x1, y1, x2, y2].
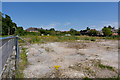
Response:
[106, 47, 111, 50]
[41, 46, 44, 48]
[91, 38, 96, 41]
[99, 64, 114, 70]
[84, 37, 90, 40]
[45, 47, 50, 52]
[54, 65, 60, 78]
[84, 76, 93, 80]
[20, 35, 82, 44]
[37, 60, 40, 62]
[118, 46, 120, 49]
[85, 67, 90, 70]
[16, 46, 28, 78]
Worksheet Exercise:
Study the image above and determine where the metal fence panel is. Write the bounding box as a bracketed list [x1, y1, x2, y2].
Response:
[0, 42, 2, 77]
[0, 37, 15, 77]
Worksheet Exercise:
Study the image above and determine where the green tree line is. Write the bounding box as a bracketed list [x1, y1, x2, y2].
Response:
[1, 13, 120, 37]
[1, 12, 17, 35]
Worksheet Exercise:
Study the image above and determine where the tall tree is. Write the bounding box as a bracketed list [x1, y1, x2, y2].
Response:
[108, 25, 112, 29]
[70, 28, 77, 35]
[16, 27, 24, 35]
[50, 28, 55, 31]
[39, 28, 46, 34]
[0, 12, 2, 35]
[49, 28, 56, 35]
[88, 29, 98, 36]
[118, 27, 120, 36]
[102, 27, 113, 36]
[2, 13, 17, 35]
[86, 27, 90, 30]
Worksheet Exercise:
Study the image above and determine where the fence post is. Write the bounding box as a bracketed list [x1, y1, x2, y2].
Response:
[15, 35, 19, 77]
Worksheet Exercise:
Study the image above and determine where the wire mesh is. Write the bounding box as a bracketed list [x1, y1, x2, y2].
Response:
[0, 37, 15, 77]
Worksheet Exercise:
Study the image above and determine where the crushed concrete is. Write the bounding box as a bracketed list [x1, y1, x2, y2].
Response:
[24, 40, 118, 78]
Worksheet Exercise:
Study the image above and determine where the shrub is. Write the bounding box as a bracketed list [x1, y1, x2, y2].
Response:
[91, 38, 96, 41]
[102, 27, 113, 36]
[88, 29, 98, 36]
[99, 64, 113, 70]
[84, 37, 90, 40]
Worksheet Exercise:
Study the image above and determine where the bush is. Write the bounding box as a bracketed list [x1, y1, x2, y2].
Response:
[102, 27, 113, 36]
[84, 37, 90, 40]
[88, 29, 98, 36]
[91, 38, 96, 41]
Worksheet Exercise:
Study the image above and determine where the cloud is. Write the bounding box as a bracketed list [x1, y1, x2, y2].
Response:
[45, 23, 56, 29]
[39, 22, 71, 30]
[89, 25, 96, 28]
[64, 22, 71, 26]
[89, 22, 118, 30]
[87, 25, 102, 30]
[38, 23, 59, 29]
[97, 27, 104, 30]
[103, 22, 118, 28]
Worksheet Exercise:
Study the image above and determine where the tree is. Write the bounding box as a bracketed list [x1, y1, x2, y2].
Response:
[0, 12, 2, 35]
[39, 28, 46, 34]
[37, 32, 41, 36]
[102, 27, 113, 36]
[108, 25, 112, 29]
[2, 13, 17, 35]
[50, 28, 55, 31]
[75, 31, 81, 35]
[112, 27, 115, 29]
[49, 28, 56, 35]
[69, 28, 77, 35]
[5, 14, 13, 35]
[88, 29, 98, 36]
[50, 30, 56, 35]
[86, 27, 90, 30]
[16, 27, 25, 36]
[118, 27, 120, 36]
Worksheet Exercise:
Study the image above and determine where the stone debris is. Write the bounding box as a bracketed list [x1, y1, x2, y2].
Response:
[24, 40, 118, 78]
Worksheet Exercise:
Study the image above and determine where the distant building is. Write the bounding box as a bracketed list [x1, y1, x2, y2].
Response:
[80, 30, 89, 35]
[111, 29, 118, 36]
[98, 28, 118, 36]
[65, 34, 71, 36]
[25, 27, 38, 33]
[98, 30, 104, 36]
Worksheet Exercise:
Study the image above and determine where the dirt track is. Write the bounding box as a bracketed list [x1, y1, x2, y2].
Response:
[23, 40, 118, 78]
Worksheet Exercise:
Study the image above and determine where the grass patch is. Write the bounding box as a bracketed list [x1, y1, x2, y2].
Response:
[99, 36, 119, 40]
[96, 60, 114, 71]
[0, 35, 12, 37]
[84, 76, 93, 80]
[20, 35, 81, 44]
[84, 37, 90, 40]
[16, 46, 28, 78]
[19, 35, 118, 45]
[90, 38, 96, 41]
[99, 63, 114, 70]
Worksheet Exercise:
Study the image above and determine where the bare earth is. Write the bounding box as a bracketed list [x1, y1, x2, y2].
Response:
[23, 39, 118, 78]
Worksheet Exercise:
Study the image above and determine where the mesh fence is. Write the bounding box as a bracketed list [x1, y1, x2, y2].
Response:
[0, 38, 15, 76]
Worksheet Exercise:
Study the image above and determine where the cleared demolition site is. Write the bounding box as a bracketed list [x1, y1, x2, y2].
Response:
[21, 39, 118, 78]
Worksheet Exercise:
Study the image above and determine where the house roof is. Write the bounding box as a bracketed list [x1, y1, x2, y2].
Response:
[111, 29, 118, 33]
[25, 27, 38, 31]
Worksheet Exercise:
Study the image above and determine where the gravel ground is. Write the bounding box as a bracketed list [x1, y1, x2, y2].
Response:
[23, 40, 118, 78]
